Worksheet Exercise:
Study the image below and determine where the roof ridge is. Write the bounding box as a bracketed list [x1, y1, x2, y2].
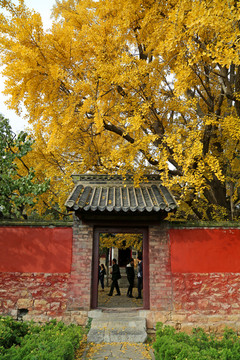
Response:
[71, 174, 163, 185]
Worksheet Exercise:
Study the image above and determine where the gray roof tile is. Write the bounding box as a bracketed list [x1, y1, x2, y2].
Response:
[65, 174, 177, 214]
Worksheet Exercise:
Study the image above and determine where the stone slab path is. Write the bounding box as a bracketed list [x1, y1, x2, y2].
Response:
[98, 286, 143, 308]
[84, 287, 155, 358]
[82, 342, 155, 359]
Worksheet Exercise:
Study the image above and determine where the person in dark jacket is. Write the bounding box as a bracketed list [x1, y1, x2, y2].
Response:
[99, 264, 106, 291]
[136, 254, 143, 299]
[107, 258, 121, 296]
[126, 258, 135, 298]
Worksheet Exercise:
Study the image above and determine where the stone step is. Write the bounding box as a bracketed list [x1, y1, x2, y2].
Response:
[87, 310, 147, 343]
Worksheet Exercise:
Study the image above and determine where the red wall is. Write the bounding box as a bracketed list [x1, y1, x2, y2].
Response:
[0, 227, 72, 273]
[172, 273, 240, 313]
[0, 273, 70, 317]
[170, 228, 240, 273]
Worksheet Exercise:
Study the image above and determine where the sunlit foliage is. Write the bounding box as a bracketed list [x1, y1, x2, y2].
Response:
[100, 233, 142, 251]
[1, 0, 240, 220]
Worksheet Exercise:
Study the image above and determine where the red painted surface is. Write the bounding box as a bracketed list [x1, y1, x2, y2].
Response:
[0, 272, 70, 317]
[172, 273, 240, 314]
[0, 227, 72, 273]
[170, 228, 240, 273]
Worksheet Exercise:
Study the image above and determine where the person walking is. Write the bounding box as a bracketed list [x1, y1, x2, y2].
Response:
[107, 258, 121, 296]
[136, 254, 143, 299]
[126, 258, 135, 298]
[99, 264, 106, 291]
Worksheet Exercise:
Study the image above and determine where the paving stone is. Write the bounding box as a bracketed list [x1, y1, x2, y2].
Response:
[86, 289, 152, 357]
[87, 311, 147, 343]
[84, 343, 155, 360]
[97, 286, 143, 309]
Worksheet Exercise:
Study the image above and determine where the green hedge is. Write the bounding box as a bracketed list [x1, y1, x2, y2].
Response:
[0, 317, 83, 360]
[153, 323, 240, 360]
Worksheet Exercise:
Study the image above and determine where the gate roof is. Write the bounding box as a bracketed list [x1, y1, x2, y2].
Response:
[65, 174, 177, 216]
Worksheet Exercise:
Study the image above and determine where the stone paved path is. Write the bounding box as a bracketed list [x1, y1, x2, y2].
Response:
[82, 342, 155, 359]
[98, 286, 143, 308]
[85, 287, 154, 359]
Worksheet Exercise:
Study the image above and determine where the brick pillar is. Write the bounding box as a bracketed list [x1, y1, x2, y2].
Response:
[67, 216, 93, 311]
[149, 225, 173, 311]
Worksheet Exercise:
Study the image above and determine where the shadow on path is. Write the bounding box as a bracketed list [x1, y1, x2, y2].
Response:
[98, 287, 143, 308]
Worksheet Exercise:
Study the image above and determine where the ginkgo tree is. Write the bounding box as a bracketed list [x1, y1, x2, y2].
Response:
[1, 0, 240, 220]
[100, 233, 142, 252]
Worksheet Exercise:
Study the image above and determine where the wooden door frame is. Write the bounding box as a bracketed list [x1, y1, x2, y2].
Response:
[91, 226, 149, 309]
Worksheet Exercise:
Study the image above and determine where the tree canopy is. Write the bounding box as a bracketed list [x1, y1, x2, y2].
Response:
[1, 0, 240, 220]
[0, 115, 49, 218]
[100, 233, 142, 251]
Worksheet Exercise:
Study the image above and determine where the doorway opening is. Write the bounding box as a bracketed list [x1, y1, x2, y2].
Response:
[92, 227, 149, 310]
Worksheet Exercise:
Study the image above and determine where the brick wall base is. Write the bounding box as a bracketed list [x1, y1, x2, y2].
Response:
[145, 310, 240, 334]
[0, 272, 88, 326]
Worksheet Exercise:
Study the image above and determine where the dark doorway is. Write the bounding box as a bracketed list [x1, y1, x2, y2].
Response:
[91, 227, 149, 310]
[118, 248, 131, 267]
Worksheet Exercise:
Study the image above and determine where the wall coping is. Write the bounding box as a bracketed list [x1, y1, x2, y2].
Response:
[164, 220, 240, 229]
[1, 219, 240, 229]
[0, 220, 73, 227]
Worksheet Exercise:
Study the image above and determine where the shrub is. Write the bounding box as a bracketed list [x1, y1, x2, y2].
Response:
[0, 316, 30, 349]
[0, 319, 83, 360]
[153, 323, 240, 360]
